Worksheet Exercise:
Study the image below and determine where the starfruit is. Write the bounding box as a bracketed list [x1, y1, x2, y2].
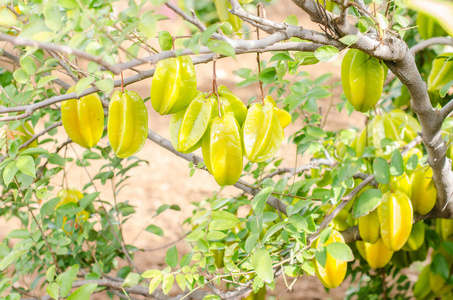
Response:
[332, 209, 354, 231]
[358, 209, 380, 244]
[214, 0, 243, 32]
[263, 95, 292, 129]
[436, 218, 453, 241]
[378, 190, 413, 251]
[17, 122, 38, 150]
[170, 92, 216, 153]
[411, 166, 437, 215]
[61, 87, 104, 148]
[243, 100, 284, 163]
[391, 250, 411, 269]
[389, 174, 412, 198]
[341, 49, 386, 112]
[56, 189, 89, 233]
[402, 221, 425, 251]
[414, 265, 436, 300]
[356, 238, 393, 269]
[243, 286, 266, 300]
[202, 113, 243, 186]
[313, 229, 347, 289]
[217, 85, 247, 126]
[108, 90, 148, 158]
[417, 13, 449, 40]
[151, 55, 197, 115]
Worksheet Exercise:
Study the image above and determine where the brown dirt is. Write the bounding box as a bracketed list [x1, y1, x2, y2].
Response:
[0, 0, 369, 299]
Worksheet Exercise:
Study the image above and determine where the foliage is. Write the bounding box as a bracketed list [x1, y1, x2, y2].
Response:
[0, 0, 453, 299]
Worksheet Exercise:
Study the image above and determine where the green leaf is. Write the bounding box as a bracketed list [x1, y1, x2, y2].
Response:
[352, 189, 382, 218]
[40, 197, 60, 219]
[36, 188, 52, 200]
[339, 35, 360, 46]
[206, 231, 226, 241]
[314, 46, 339, 62]
[19, 147, 49, 156]
[46, 265, 56, 282]
[175, 274, 186, 291]
[314, 247, 327, 268]
[3, 160, 18, 186]
[185, 230, 204, 242]
[162, 274, 174, 295]
[245, 233, 259, 253]
[67, 283, 98, 300]
[259, 67, 277, 84]
[269, 53, 294, 63]
[158, 31, 173, 51]
[37, 75, 59, 88]
[440, 80, 453, 97]
[75, 77, 94, 97]
[142, 269, 161, 279]
[252, 187, 274, 215]
[206, 40, 236, 58]
[209, 211, 240, 230]
[148, 275, 163, 295]
[406, 154, 419, 171]
[201, 24, 222, 44]
[95, 78, 114, 94]
[0, 8, 19, 26]
[0, 250, 26, 271]
[284, 15, 298, 25]
[13, 69, 29, 84]
[7, 229, 30, 239]
[373, 157, 390, 184]
[251, 249, 274, 283]
[431, 253, 449, 279]
[139, 11, 157, 38]
[16, 155, 36, 178]
[46, 282, 59, 300]
[262, 222, 286, 243]
[44, 2, 62, 31]
[56, 265, 80, 297]
[390, 150, 404, 176]
[48, 153, 66, 166]
[326, 242, 354, 261]
[289, 214, 308, 231]
[122, 272, 141, 288]
[20, 57, 36, 75]
[146, 225, 164, 237]
[165, 246, 178, 268]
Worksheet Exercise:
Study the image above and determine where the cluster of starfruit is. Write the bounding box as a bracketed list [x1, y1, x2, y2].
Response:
[150, 54, 291, 186]
[61, 86, 149, 158]
[341, 49, 387, 113]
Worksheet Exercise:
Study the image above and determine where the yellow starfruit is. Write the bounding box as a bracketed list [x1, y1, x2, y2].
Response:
[108, 90, 148, 158]
[263, 95, 292, 129]
[358, 209, 380, 244]
[202, 113, 243, 186]
[378, 190, 413, 251]
[217, 85, 248, 126]
[56, 189, 89, 233]
[402, 221, 425, 251]
[61, 87, 104, 148]
[411, 166, 437, 215]
[17, 122, 38, 150]
[243, 101, 284, 163]
[356, 238, 393, 269]
[151, 55, 197, 115]
[313, 229, 347, 289]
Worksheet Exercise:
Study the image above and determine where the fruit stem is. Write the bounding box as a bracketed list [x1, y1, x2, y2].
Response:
[120, 71, 124, 93]
[212, 54, 221, 118]
[256, 3, 265, 105]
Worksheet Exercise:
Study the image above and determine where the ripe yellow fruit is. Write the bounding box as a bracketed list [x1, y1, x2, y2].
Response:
[411, 166, 437, 215]
[356, 238, 393, 269]
[358, 209, 380, 244]
[313, 229, 347, 289]
[378, 190, 413, 251]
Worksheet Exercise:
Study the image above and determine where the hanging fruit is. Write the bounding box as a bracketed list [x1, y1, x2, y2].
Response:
[242, 99, 284, 163]
[402, 221, 425, 251]
[358, 209, 380, 244]
[313, 229, 347, 289]
[217, 85, 248, 126]
[378, 190, 413, 251]
[410, 166, 437, 215]
[56, 189, 89, 233]
[417, 13, 449, 40]
[151, 55, 197, 115]
[108, 90, 148, 158]
[341, 49, 386, 112]
[61, 87, 104, 149]
[356, 238, 394, 269]
[202, 113, 243, 186]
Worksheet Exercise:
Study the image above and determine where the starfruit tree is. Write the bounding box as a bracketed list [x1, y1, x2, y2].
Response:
[0, 0, 453, 299]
